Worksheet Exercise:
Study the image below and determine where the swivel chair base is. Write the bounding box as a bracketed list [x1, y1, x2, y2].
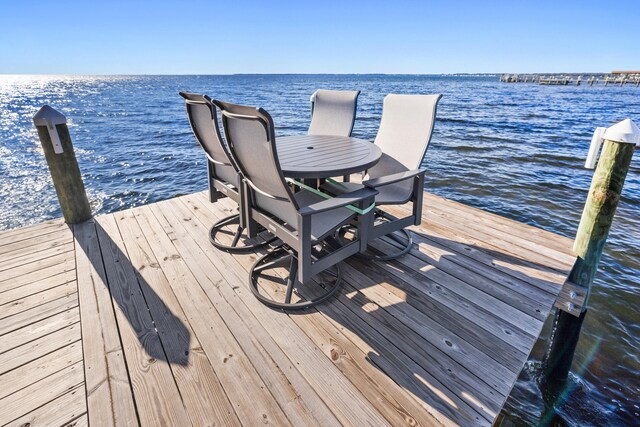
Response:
[361, 228, 413, 261]
[249, 246, 342, 310]
[210, 213, 276, 253]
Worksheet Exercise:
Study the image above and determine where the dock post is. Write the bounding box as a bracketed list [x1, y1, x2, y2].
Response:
[540, 119, 638, 395]
[33, 105, 92, 223]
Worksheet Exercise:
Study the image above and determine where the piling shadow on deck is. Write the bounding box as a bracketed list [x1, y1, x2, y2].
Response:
[0, 191, 574, 427]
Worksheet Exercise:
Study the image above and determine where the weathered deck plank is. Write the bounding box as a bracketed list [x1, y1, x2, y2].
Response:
[0, 190, 573, 427]
[0, 341, 83, 401]
[0, 242, 74, 273]
[93, 214, 191, 426]
[0, 257, 75, 293]
[113, 208, 242, 426]
[74, 219, 138, 427]
[0, 291, 78, 336]
[145, 202, 337, 426]
[0, 307, 79, 353]
[149, 200, 343, 426]
[0, 322, 81, 375]
[4, 384, 86, 427]
[172, 196, 394, 426]
[0, 361, 84, 425]
[0, 268, 75, 306]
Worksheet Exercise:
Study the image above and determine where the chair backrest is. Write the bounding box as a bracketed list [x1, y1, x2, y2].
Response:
[308, 89, 361, 136]
[215, 100, 299, 227]
[179, 92, 237, 186]
[373, 94, 442, 171]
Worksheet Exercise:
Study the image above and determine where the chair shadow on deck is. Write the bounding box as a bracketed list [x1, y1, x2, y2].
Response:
[300, 227, 571, 425]
[75, 219, 191, 367]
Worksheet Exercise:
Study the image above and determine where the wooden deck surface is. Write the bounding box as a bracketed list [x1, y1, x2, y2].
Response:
[0, 191, 574, 427]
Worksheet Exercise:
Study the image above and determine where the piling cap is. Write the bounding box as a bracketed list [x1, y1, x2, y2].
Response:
[33, 105, 66, 126]
[603, 119, 640, 146]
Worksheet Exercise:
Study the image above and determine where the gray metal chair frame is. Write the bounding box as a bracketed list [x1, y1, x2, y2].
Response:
[324, 93, 442, 260]
[216, 100, 377, 310]
[309, 89, 361, 182]
[179, 92, 275, 252]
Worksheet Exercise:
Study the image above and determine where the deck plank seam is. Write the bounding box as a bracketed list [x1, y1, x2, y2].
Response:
[338, 271, 514, 399]
[388, 200, 574, 270]
[373, 236, 544, 336]
[0, 224, 72, 248]
[408, 232, 559, 307]
[145, 200, 303, 427]
[6, 383, 88, 427]
[393, 203, 574, 274]
[0, 261, 77, 295]
[405, 214, 569, 292]
[150, 199, 349, 426]
[123, 206, 240, 426]
[0, 359, 85, 426]
[377, 248, 544, 346]
[182, 195, 429, 426]
[0, 339, 83, 401]
[0, 282, 78, 324]
[0, 243, 70, 266]
[171, 195, 383, 426]
[72, 221, 94, 427]
[75, 219, 142, 427]
[0, 292, 79, 337]
[298, 285, 491, 426]
[0, 328, 81, 374]
[0, 277, 78, 310]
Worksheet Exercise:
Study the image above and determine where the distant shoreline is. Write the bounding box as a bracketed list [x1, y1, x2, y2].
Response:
[0, 72, 608, 77]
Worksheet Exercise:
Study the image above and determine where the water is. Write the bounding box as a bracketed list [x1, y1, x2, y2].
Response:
[0, 74, 638, 426]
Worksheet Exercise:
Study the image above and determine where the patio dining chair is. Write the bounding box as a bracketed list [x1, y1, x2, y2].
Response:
[308, 89, 360, 137]
[308, 89, 361, 182]
[179, 92, 275, 252]
[216, 100, 377, 310]
[322, 93, 442, 260]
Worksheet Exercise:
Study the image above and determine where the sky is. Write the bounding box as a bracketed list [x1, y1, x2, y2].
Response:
[0, 0, 638, 74]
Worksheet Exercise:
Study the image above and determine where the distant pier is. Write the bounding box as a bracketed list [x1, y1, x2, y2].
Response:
[500, 71, 640, 86]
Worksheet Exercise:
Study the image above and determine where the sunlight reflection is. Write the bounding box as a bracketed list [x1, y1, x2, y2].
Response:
[413, 372, 459, 409]
[461, 391, 491, 416]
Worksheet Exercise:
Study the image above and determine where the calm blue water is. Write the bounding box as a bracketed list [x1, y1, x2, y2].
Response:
[1, 75, 638, 426]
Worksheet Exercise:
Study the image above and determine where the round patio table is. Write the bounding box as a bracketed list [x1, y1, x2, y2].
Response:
[276, 135, 381, 179]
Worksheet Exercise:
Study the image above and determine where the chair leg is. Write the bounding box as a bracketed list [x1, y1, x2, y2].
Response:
[284, 258, 298, 304]
[249, 246, 342, 310]
[252, 251, 292, 273]
[209, 213, 277, 253]
[230, 226, 243, 247]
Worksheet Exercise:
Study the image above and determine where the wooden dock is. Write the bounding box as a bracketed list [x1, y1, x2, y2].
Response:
[0, 190, 575, 427]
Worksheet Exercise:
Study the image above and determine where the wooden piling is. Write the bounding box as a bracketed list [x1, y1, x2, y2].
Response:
[541, 119, 638, 392]
[33, 106, 92, 224]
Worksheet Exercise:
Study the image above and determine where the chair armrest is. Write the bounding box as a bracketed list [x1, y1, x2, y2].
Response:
[298, 188, 378, 216]
[362, 168, 426, 188]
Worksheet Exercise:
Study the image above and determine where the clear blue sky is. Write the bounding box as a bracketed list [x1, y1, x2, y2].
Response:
[1, 0, 638, 74]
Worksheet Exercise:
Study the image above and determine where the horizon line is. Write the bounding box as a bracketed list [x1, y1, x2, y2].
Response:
[0, 71, 612, 77]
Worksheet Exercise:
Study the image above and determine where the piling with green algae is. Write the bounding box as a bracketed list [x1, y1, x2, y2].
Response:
[541, 119, 638, 392]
